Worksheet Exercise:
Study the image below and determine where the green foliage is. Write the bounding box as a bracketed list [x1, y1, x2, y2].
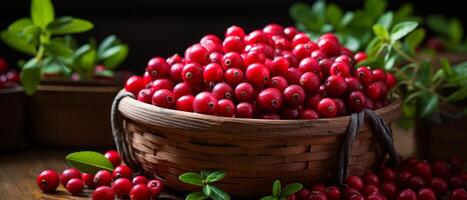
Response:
[65, 151, 115, 174]
[179, 170, 230, 200]
[426, 15, 467, 52]
[260, 180, 303, 200]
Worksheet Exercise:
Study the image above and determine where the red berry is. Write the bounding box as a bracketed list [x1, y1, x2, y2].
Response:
[235, 102, 254, 118]
[150, 78, 173, 91]
[217, 99, 235, 117]
[222, 52, 243, 69]
[152, 89, 175, 108]
[112, 178, 132, 197]
[318, 38, 339, 57]
[286, 67, 303, 85]
[333, 98, 345, 116]
[355, 66, 374, 86]
[6, 70, 19, 82]
[186, 44, 209, 64]
[296, 188, 310, 200]
[104, 150, 121, 167]
[132, 176, 148, 185]
[414, 162, 432, 181]
[310, 183, 326, 192]
[319, 58, 333, 77]
[182, 63, 203, 85]
[335, 55, 353, 66]
[300, 109, 319, 120]
[223, 36, 244, 53]
[270, 56, 289, 76]
[284, 27, 298, 40]
[325, 186, 341, 200]
[292, 43, 313, 60]
[146, 57, 170, 79]
[274, 37, 292, 50]
[451, 188, 467, 200]
[354, 52, 367, 63]
[173, 82, 193, 100]
[245, 50, 267, 65]
[417, 188, 436, 200]
[287, 194, 297, 200]
[407, 176, 425, 191]
[305, 94, 322, 110]
[283, 85, 305, 106]
[263, 24, 284, 36]
[0, 57, 8, 74]
[292, 33, 310, 47]
[169, 63, 184, 82]
[283, 53, 299, 68]
[386, 72, 397, 89]
[224, 68, 244, 86]
[317, 98, 337, 118]
[212, 82, 233, 100]
[363, 185, 380, 197]
[397, 170, 413, 186]
[92, 186, 115, 200]
[113, 165, 132, 179]
[193, 92, 218, 115]
[309, 191, 328, 200]
[166, 54, 182, 65]
[203, 63, 224, 82]
[257, 88, 283, 112]
[175, 95, 195, 112]
[347, 91, 366, 112]
[367, 194, 385, 200]
[36, 170, 60, 193]
[381, 182, 397, 200]
[82, 173, 95, 189]
[201, 40, 222, 53]
[363, 172, 380, 187]
[330, 62, 351, 77]
[147, 179, 164, 199]
[246, 63, 270, 86]
[94, 170, 113, 187]
[125, 76, 145, 95]
[60, 168, 81, 186]
[137, 88, 155, 104]
[345, 77, 363, 92]
[245, 30, 266, 45]
[344, 187, 362, 198]
[311, 49, 327, 60]
[143, 72, 153, 86]
[200, 34, 221, 44]
[269, 76, 288, 92]
[372, 69, 387, 82]
[450, 176, 464, 189]
[325, 75, 347, 97]
[298, 57, 320, 74]
[346, 175, 365, 191]
[397, 189, 417, 200]
[430, 177, 448, 195]
[448, 157, 463, 173]
[235, 82, 255, 102]
[380, 167, 396, 182]
[66, 178, 84, 195]
[225, 25, 245, 38]
[349, 194, 364, 200]
[319, 33, 339, 44]
[367, 81, 388, 101]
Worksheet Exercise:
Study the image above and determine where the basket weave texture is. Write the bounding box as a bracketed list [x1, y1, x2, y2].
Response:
[113, 90, 402, 197]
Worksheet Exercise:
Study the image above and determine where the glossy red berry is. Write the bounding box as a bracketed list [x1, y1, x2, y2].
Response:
[257, 88, 283, 112]
[381, 182, 397, 199]
[269, 56, 289, 76]
[245, 30, 266, 45]
[362, 172, 380, 187]
[263, 24, 284, 36]
[430, 177, 448, 195]
[319, 33, 339, 44]
[225, 25, 245, 38]
[301, 109, 319, 120]
[166, 54, 182, 66]
[217, 99, 235, 117]
[246, 63, 270, 86]
[173, 82, 193, 100]
[283, 85, 305, 106]
[284, 27, 298, 40]
[60, 168, 81, 186]
[6, 70, 19, 82]
[397, 189, 417, 200]
[245, 50, 267, 66]
[417, 188, 436, 200]
[175, 95, 195, 112]
[292, 43, 313, 60]
[223, 36, 244, 53]
[112, 178, 132, 197]
[150, 78, 173, 91]
[305, 94, 321, 110]
[147, 179, 164, 199]
[212, 82, 233, 100]
[182, 63, 203, 85]
[414, 161, 432, 181]
[451, 188, 467, 200]
[142, 72, 153, 86]
[292, 33, 310, 46]
[66, 178, 84, 195]
[372, 69, 387, 82]
[309, 191, 328, 200]
[132, 176, 148, 185]
[193, 92, 217, 115]
[367, 81, 388, 101]
[386, 72, 397, 89]
[200, 34, 221, 44]
[330, 62, 351, 77]
[347, 91, 366, 112]
[137, 88, 155, 104]
[319, 58, 333, 77]
[203, 63, 224, 82]
[82, 173, 95, 189]
[345, 77, 363, 92]
[318, 38, 339, 57]
[222, 52, 243, 69]
[113, 165, 132, 179]
[104, 150, 121, 167]
[380, 167, 396, 182]
[94, 170, 113, 187]
[146, 57, 170, 79]
[125, 76, 145, 95]
[235, 82, 255, 102]
[448, 157, 463, 173]
[267, 76, 287, 92]
[346, 175, 364, 191]
[92, 186, 115, 200]
[36, 170, 60, 193]
[282, 53, 299, 68]
[286, 67, 303, 85]
[332, 97, 344, 116]
[311, 49, 327, 60]
[324, 186, 341, 200]
[407, 176, 425, 191]
[355, 66, 374, 86]
[186, 44, 209, 64]
[335, 55, 353, 66]
[152, 89, 175, 108]
[317, 98, 337, 118]
[224, 68, 244, 86]
[362, 185, 380, 197]
[450, 176, 464, 189]
[325, 75, 347, 97]
[169, 63, 184, 82]
[235, 102, 254, 118]
[354, 52, 367, 63]
[209, 52, 223, 64]
[298, 57, 320, 74]
[300, 72, 320, 94]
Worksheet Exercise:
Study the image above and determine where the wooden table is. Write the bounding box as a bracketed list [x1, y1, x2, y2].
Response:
[0, 149, 182, 200]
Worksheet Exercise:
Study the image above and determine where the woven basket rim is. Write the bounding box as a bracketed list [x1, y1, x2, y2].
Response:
[117, 90, 402, 138]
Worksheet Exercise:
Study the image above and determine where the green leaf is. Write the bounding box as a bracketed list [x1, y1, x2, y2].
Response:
[179, 172, 203, 186]
[206, 171, 226, 183]
[326, 4, 343, 27]
[373, 24, 389, 41]
[31, 0, 55, 28]
[453, 61, 467, 75]
[94, 69, 114, 78]
[449, 18, 463, 43]
[51, 35, 78, 50]
[77, 48, 97, 72]
[200, 170, 211, 179]
[418, 93, 439, 118]
[447, 86, 467, 103]
[97, 35, 118, 55]
[405, 28, 425, 52]
[427, 15, 449, 36]
[1, 31, 36, 55]
[186, 192, 208, 200]
[340, 12, 354, 27]
[440, 58, 454, 77]
[47, 16, 94, 35]
[20, 58, 41, 95]
[8, 18, 34, 32]
[390, 21, 418, 41]
[272, 180, 281, 197]
[260, 196, 276, 200]
[22, 25, 42, 47]
[66, 151, 115, 174]
[378, 12, 394, 29]
[281, 183, 303, 197]
[44, 42, 73, 58]
[202, 185, 212, 196]
[207, 185, 230, 200]
[384, 55, 397, 70]
[364, 0, 386, 18]
[394, 3, 414, 23]
[417, 61, 432, 85]
[101, 44, 129, 69]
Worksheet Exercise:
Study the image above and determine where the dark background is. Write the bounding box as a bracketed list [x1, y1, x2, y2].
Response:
[1, 0, 465, 74]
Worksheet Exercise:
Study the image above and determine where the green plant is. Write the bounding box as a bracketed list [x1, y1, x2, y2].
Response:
[178, 170, 230, 200]
[65, 151, 115, 174]
[426, 15, 467, 52]
[260, 180, 303, 200]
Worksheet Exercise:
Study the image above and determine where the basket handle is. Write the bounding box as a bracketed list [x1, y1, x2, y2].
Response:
[332, 109, 400, 185]
[111, 90, 143, 174]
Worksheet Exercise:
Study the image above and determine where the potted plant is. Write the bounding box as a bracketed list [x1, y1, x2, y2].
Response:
[1, 0, 129, 147]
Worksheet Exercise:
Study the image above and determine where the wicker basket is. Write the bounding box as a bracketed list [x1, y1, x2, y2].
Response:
[111, 90, 402, 197]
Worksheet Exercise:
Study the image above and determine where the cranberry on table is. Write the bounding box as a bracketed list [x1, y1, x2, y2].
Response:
[36, 170, 60, 193]
[130, 183, 151, 200]
[60, 168, 81, 186]
[113, 165, 132, 179]
[82, 173, 95, 189]
[92, 186, 115, 200]
[147, 179, 164, 199]
[132, 176, 148, 185]
[66, 178, 84, 195]
[94, 170, 113, 187]
[112, 178, 133, 197]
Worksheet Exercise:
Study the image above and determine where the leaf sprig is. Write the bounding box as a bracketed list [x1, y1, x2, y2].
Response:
[260, 180, 303, 200]
[179, 170, 230, 200]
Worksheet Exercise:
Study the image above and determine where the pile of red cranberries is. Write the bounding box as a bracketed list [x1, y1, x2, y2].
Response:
[289, 157, 467, 200]
[124, 24, 396, 119]
[36, 150, 164, 200]
[0, 57, 20, 89]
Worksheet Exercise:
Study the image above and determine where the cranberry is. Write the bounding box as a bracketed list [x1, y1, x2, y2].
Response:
[305, 94, 322, 110]
[129, 184, 151, 200]
[200, 34, 221, 44]
[397, 170, 413, 186]
[269, 76, 288, 92]
[270, 56, 289, 76]
[182, 63, 203, 85]
[274, 37, 293, 50]
[380, 167, 397, 182]
[245, 50, 267, 66]
[150, 78, 173, 91]
[309, 191, 328, 200]
[222, 52, 243, 69]
[173, 82, 193, 100]
[143, 72, 153, 85]
[318, 38, 339, 57]
[66, 178, 84, 195]
[450, 176, 464, 189]
[325, 75, 347, 97]
[236, 102, 254, 118]
[407, 176, 425, 191]
[245, 30, 267, 45]
[201, 40, 222, 53]
[257, 88, 283, 112]
[283, 53, 299, 68]
[300, 109, 319, 120]
[345, 77, 363, 92]
[260, 113, 281, 119]
[367, 194, 385, 200]
[112, 178, 132, 197]
[166, 53, 182, 65]
[319, 59, 333, 77]
[137, 88, 155, 104]
[344, 187, 362, 198]
[299, 72, 320, 94]
[94, 170, 113, 187]
[152, 89, 175, 108]
[363, 172, 380, 186]
[113, 165, 132, 179]
[347, 91, 366, 112]
[193, 92, 217, 115]
[346, 175, 364, 191]
[417, 188, 436, 200]
[292, 43, 313, 60]
[385, 72, 397, 89]
[296, 188, 310, 200]
[0, 57, 7, 74]
[125, 76, 145, 95]
[217, 99, 235, 117]
[287, 194, 297, 200]
[284, 27, 298, 40]
[367, 81, 388, 101]
[186, 44, 209, 64]
[340, 47, 353, 57]
[146, 57, 170, 79]
[224, 68, 244, 86]
[355, 66, 374, 86]
[92, 186, 115, 200]
[372, 69, 387, 82]
[235, 82, 255, 102]
[330, 62, 351, 77]
[381, 182, 397, 200]
[147, 179, 164, 199]
[104, 150, 121, 167]
[175, 95, 195, 112]
[60, 168, 81, 186]
[245, 63, 270, 86]
[397, 189, 417, 200]
[6, 70, 19, 82]
[292, 33, 310, 46]
[203, 63, 223, 82]
[208, 52, 222, 65]
[321, 186, 339, 200]
[223, 36, 244, 53]
[133, 176, 148, 185]
[298, 57, 320, 74]
[212, 82, 233, 100]
[335, 55, 353, 66]
[225, 25, 245, 38]
[82, 173, 95, 189]
[448, 157, 463, 173]
[354, 52, 367, 63]
[169, 63, 184, 82]
[317, 98, 337, 118]
[413, 162, 433, 181]
[319, 33, 339, 44]
[283, 85, 305, 106]
[36, 170, 60, 193]
[363, 185, 380, 197]
[451, 188, 467, 200]
[430, 177, 448, 195]
[286, 67, 303, 85]
[310, 183, 326, 192]
[349, 194, 364, 200]
[263, 24, 284, 36]
[333, 98, 346, 116]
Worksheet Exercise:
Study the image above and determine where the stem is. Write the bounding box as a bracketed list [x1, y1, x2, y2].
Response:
[393, 46, 419, 64]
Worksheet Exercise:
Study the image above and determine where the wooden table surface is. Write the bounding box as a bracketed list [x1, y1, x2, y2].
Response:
[0, 149, 182, 200]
